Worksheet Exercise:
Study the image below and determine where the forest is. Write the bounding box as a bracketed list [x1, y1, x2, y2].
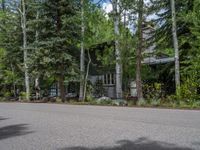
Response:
[0, 0, 200, 108]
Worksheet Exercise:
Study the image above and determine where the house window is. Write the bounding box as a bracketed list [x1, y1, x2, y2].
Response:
[111, 74, 114, 84]
[50, 84, 57, 96]
[103, 74, 115, 85]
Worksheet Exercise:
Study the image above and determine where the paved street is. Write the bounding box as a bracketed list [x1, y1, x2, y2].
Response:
[0, 103, 200, 150]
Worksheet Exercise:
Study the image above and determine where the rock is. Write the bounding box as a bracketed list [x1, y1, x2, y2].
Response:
[97, 96, 111, 101]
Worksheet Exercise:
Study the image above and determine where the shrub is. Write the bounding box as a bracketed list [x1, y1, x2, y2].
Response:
[167, 76, 200, 106]
[137, 99, 146, 106]
[127, 100, 136, 106]
[4, 92, 11, 98]
[150, 99, 161, 107]
[143, 83, 163, 101]
[112, 99, 127, 106]
[85, 96, 97, 105]
[99, 99, 113, 105]
[19, 92, 28, 102]
[0, 97, 7, 102]
[191, 101, 200, 108]
[56, 97, 62, 103]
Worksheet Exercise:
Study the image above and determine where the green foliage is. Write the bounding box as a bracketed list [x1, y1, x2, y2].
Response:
[174, 0, 200, 104]
[149, 99, 161, 107]
[137, 99, 146, 106]
[143, 83, 162, 100]
[3, 91, 11, 98]
[30, 0, 80, 78]
[84, 3, 114, 48]
[19, 92, 28, 101]
[0, 0, 200, 108]
[97, 99, 113, 105]
[93, 80, 104, 97]
[174, 76, 199, 103]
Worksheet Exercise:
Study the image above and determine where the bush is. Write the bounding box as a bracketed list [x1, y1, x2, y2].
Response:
[4, 92, 11, 98]
[150, 99, 161, 107]
[143, 83, 163, 101]
[166, 76, 200, 107]
[98, 99, 113, 105]
[182, 76, 199, 101]
[85, 95, 94, 102]
[112, 99, 127, 106]
[127, 100, 136, 106]
[56, 97, 62, 103]
[85, 96, 97, 105]
[19, 92, 28, 102]
[0, 97, 7, 102]
[191, 101, 200, 108]
[137, 99, 146, 106]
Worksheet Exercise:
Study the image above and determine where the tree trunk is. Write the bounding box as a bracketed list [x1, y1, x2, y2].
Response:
[136, 0, 144, 101]
[35, 76, 40, 100]
[11, 63, 16, 97]
[21, 0, 30, 101]
[83, 50, 91, 101]
[113, 0, 123, 99]
[171, 0, 180, 94]
[59, 74, 65, 102]
[35, 7, 40, 100]
[79, 0, 85, 101]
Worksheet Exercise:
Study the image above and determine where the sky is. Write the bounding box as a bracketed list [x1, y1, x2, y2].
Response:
[92, 0, 112, 13]
[92, 0, 156, 33]
[93, 0, 110, 4]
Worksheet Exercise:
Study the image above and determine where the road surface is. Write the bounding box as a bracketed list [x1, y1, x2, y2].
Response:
[0, 103, 200, 150]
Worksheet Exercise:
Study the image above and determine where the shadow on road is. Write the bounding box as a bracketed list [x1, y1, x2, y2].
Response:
[0, 124, 33, 140]
[193, 142, 200, 146]
[0, 116, 9, 121]
[59, 137, 192, 150]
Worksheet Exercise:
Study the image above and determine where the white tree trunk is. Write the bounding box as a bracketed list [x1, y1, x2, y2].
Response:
[171, 0, 180, 93]
[35, 76, 40, 100]
[21, 0, 30, 101]
[35, 8, 40, 100]
[113, 0, 123, 99]
[83, 50, 91, 100]
[79, 0, 85, 101]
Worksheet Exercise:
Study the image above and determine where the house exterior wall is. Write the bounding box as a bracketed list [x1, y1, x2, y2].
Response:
[88, 73, 116, 98]
[103, 85, 116, 98]
[142, 25, 174, 65]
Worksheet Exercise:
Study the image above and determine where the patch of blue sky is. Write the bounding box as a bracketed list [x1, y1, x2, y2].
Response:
[92, 0, 110, 5]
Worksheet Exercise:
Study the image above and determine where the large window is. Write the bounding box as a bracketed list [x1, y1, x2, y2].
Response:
[50, 84, 57, 96]
[103, 74, 115, 85]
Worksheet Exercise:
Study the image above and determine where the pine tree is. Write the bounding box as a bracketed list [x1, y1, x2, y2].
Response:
[148, 0, 194, 94]
[30, 0, 80, 102]
[0, 0, 23, 97]
[182, 0, 200, 90]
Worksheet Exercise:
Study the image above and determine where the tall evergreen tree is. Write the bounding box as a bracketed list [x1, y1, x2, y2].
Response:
[31, 0, 80, 102]
[0, 0, 23, 97]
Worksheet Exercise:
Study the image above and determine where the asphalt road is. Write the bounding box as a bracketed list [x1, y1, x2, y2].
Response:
[0, 103, 200, 150]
